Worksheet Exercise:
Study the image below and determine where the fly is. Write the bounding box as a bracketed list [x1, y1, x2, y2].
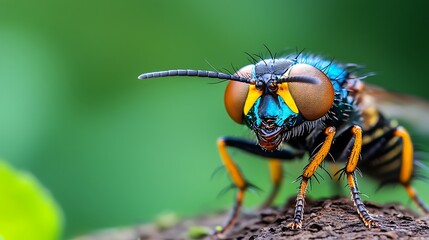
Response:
[138, 51, 429, 236]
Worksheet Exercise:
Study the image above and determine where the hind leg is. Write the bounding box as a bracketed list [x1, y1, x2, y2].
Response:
[395, 127, 429, 214]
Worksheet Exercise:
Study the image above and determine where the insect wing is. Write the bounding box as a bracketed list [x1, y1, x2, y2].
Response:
[364, 84, 429, 134]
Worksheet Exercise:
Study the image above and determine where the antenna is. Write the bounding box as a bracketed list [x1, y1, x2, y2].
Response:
[138, 69, 255, 84]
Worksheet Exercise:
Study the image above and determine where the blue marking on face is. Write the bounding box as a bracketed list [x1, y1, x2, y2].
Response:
[250, 98, 262, 127]
[276, 95, 296, 127]
[244, 94, 299, 130]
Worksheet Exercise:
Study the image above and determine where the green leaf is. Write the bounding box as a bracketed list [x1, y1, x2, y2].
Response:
[187, 225, 211, 239]
[0, 160, 62, 240]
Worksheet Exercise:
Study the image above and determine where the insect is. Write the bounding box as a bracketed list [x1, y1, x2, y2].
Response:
[138, 50, 429, 236]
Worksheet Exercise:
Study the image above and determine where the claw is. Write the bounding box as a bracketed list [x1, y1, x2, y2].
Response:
[286, 220, 302, 230]
[210, 232, 224, 240]
[210, 227, 225, 239]
[364, 219, 379, 228]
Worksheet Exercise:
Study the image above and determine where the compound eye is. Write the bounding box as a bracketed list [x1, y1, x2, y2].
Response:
[224, 65, 253, 124]
[284, 64, 334, 120]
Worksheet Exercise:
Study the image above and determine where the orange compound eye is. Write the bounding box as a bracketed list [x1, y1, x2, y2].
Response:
[224, 65, 254, 124]
[284, 64, 334, 121]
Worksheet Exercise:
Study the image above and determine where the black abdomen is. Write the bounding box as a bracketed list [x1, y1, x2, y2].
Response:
[359, 112, 406, 185]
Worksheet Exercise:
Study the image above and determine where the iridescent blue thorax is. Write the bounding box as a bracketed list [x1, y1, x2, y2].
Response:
[296, 54, 356, 125]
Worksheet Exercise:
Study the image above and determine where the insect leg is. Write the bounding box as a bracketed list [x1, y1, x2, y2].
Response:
[221, 136, 301, 159]
[214, 137, 300, 236]
[395, 127, 429, 214]
[260, 159, 283, 209]
[345, 125, 377, 227]
[221, 137, 304, 209]
[215, 138, 246, 236]
[287, 126, 336, 230]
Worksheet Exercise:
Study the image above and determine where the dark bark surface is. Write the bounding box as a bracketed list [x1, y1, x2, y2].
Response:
[75, 197, 429, 240]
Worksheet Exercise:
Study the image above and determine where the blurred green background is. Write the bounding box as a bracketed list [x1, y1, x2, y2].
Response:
[1, 0, 428, 238]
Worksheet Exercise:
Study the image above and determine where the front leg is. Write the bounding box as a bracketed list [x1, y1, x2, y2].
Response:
[214, 138, 247, 237]
[214, 137, 300, 237]
[344, 126, 377, 227]
[287, 126, 336, 229]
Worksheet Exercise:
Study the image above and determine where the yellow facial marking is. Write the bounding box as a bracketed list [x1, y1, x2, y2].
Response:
[243, 85, 262, 115]
[244, 82, 300, 115]
[277, 83, 299, 113]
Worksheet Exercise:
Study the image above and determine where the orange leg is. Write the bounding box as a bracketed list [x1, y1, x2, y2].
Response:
[213, 138, 247, 236]
[212, 136, 301, 236]
[344, 126, 377, 227]
[403, 184, 429, 214]
[330, 163, 344, 196]
[260, 159, 283, 209]
[287, 127, 336, 229]
[395, 127, 429, 214]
